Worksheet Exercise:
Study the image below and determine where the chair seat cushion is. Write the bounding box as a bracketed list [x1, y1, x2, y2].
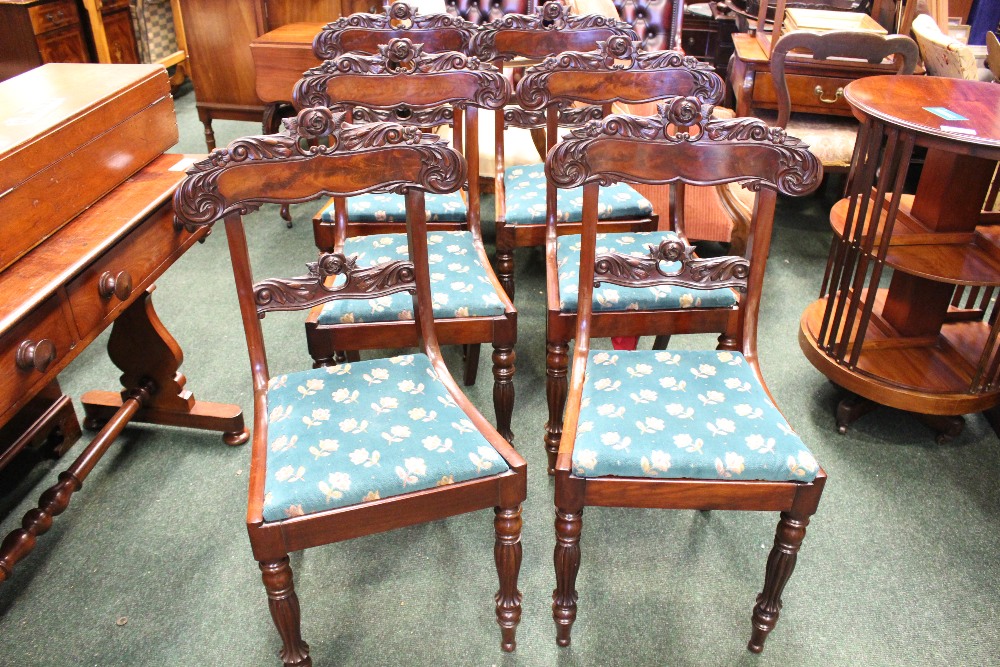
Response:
[263, 353, 509, 521]
[572, 349, 819, 482]
[557, 232, 739, 312]
[757, 110, 858, 169]
[504, 163, 654, 225]
[317, 231, 506, 324]
[317, 191, 466, 223]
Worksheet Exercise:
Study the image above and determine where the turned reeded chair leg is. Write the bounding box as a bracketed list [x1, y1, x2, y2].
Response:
[544, 339, 569, 475]
[748, 511, 811, 654]
[494, 505, 524, 652]
[553, 507, 583, 647]
[492, 344, 516, 443]
[259, 557, 311, 667]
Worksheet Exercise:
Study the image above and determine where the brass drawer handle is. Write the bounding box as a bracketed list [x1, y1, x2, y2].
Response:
[16, 339, 56, 373]
[98, 270, 133, 301]
[814, 85, 844, 104]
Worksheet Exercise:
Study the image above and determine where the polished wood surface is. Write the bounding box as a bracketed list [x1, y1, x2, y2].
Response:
[251, 22, 324, 104]
[800, 75, 1000, 439]
[0, 63, 176, 273]
[844, 75, 1000, 152]
[545, 98, 825, 654]
[173, 108, 525, 665]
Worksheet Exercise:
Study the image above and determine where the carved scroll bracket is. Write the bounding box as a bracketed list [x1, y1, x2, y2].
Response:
[594, 239, 749, 293]
[253, 253, 416, 316]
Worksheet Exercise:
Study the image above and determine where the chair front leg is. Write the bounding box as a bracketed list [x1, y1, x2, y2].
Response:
[544, 339, 570, 475]
[491, 343, 516, 443]
[494, 504, 524, 652]
[553, 506, 583, 647]
[259, 557, 311, 667]
[748, 511, 812, 654]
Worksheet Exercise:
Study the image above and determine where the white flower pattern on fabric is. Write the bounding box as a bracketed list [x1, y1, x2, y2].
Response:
[572, 349, 819, 483]
[261, 354, 508, 522]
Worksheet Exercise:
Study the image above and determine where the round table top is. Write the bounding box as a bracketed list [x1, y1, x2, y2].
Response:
[844, 75, 1000, 150]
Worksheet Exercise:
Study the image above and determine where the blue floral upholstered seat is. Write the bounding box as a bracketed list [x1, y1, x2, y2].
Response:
[263, 353, 510, 521]
[556, 232, 740, 312]
[504, 163, 654, 224]
[317, 231, 506, 325]
[316, 191, 467, 223]
[571, 349, 819, 482]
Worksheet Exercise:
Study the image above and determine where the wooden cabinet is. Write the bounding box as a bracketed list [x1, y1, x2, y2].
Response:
[178, 0, 345, 149]
[0, 0, 141, 83]
[0, 0, 89, 81]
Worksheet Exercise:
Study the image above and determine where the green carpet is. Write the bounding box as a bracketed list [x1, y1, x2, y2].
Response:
[1, 85, 998, 667]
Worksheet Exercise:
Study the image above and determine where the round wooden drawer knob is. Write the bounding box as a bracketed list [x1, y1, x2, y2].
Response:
[16, 339, 56, 373]
[98, 270, 133, 301]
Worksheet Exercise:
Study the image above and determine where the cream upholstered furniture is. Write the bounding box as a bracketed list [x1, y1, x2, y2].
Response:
[295, 39, 520, 443]
[173, 107, 526, 666]
[911, 13, 995, 82]
[546, 96, 826, 653]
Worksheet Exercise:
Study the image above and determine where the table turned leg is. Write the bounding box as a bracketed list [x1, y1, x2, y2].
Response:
[81, 289, 248, 445]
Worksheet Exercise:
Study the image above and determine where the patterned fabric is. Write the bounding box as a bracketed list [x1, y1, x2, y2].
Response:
[572, 349, 819, 482]
[131, 0, 179, 64]
[317, 231, 505, 324]
[263, 353, 509, 521]
[557, 232, 739, 312]
[757, 110, 858, 169]
[317, 191, 467, 223]
[504, 163, 654, 224]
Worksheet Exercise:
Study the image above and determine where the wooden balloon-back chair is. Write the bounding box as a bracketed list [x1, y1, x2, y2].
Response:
[293, 39, 520, 442]
[546, 97, 826, 652]
[513, 37, 735, 473]
[469, 0, 651, 297]
[173, 107, 526, 667]
[769, 29, 919, 175]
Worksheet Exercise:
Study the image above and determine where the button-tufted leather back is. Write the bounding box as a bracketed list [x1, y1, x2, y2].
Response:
[612, 0, 680, 51]
[443, 0, 680, 50]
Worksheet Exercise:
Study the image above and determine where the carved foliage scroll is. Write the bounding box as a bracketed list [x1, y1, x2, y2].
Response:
[594, 239, 749, 293]
[314, 2, 477, 59]
[545, 96, 823, 196]
[471, 1, 638, 61]
[294, 38, 509, 112]
[254, 252, 416, 316]
[173, 106, 465, 229]
[516, 36, 724, 110]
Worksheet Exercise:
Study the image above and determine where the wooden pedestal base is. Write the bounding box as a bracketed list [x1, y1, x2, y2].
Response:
[0, 291, 247, 584]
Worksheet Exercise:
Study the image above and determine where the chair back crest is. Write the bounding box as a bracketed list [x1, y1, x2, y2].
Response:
[313, 2, 479, 59]
[547, 97, 822, 195]
[516, 36, 724, 109]
[471, 1, 638, 61]
[771, 30, 919, 127]
[175, 106, 466, 235]
[294, 38, 510, 114]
